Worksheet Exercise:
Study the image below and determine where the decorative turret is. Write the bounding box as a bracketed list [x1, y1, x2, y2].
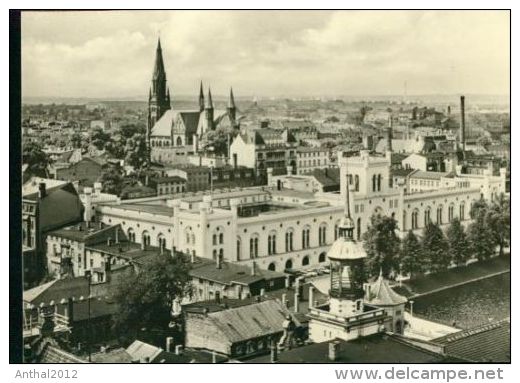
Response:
[227, 87, 237, 121]
[199, 81, 205, 112]
[205, 87, 214, 130]
[327, 166, 366, 308]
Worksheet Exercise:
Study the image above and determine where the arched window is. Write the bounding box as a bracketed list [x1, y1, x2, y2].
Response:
[437, 205, 443, 225]
[250, 234, 259, 258]
[319, 223, 327, 245]
[268, 231, 277, 255]
[424, 207, 431, 227]
[412, 210, 419, 230]
[176, 136, 182, 146]
[236, 237, 241, 261]
[302, 256, 310, 266]
[377, 174, 382, 191]
[268, 262, 276, 271]
[219, 233, 224, 244]
[319, 252, 327, 263]
[212, 249, 217, 260]
[357, 217, 362, 240]
[372, 175, 377, 192]
[285, 228, 294, 252]
[354, 175, 359, 192]
[285, 259, 293, 270]
[219, 248, 224, 260]
[460, 202, 465, 221]
[212, 234, 217, 245]
[127, 228, 135, 242]
[302, 226, 310, 249]
[157, 233, 166, 249]
[448, 204, 454, 222]
[142, 231, 151, 246]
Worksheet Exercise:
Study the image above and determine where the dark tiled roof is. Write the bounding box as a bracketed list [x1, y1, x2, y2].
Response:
[312, 168, 340, 187]
[434, 320, 510, 362]
[114, 203, 174, 216]
[150, 176, 186, 184]
[246, 335, 448, 363]
[179, 111, 201, 135]
[86, 242, 168, 265]
[24, 277, 89, 306]
[47, 223, 125, 244]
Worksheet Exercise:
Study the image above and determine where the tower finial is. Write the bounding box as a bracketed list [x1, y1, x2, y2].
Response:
[228, 87, 236, 109]
[206, 87, 214, 109]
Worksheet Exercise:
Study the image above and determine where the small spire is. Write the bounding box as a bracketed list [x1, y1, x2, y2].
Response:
[228, 87, 236, 109]
[153, 37, 166, 80]
[198, 81, 205, 111]
[206, 87, 214, 109]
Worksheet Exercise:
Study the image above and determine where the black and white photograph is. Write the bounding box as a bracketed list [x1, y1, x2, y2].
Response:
[9, 6, 512, 373]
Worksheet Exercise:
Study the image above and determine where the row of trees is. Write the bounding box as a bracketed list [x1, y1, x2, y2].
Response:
[363, 195, 510, 279]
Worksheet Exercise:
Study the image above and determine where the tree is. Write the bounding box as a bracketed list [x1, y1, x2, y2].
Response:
[467, 215, 496, 261]
[362, 214, 401, 278]
[90, 127, 112, 150]
[486, 194, 510, 257]
[124, 133, 148, 170]
[70, 132, 83, 149]
[399, 230, 423, 279]
[421, 222, 450, 273]
[98, 166, 124, 195]
[470, 198, 488, 220]
[119, 123, 145, 140]
[22, 142, 51, 177]
[112, 253, 192, 343]
[446, 218, 470, 266]
[200, 127, 235, 155]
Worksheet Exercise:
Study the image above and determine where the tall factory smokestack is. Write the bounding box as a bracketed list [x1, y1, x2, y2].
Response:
[460, 95, 466, 153]
[386, 115, 393, 153]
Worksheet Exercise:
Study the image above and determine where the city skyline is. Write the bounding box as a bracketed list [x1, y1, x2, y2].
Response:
[22, 10, 510, 99]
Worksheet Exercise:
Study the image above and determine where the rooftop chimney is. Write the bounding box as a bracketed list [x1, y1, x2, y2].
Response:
[165, 337, 174, 353]
[328, 340, 341, 362]
[38, 182, 46, 199]
[270, 341, 278, 363]
[460, 95, 466, 153]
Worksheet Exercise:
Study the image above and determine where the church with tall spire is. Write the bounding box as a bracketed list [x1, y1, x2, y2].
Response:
[146, 37, 242, 164]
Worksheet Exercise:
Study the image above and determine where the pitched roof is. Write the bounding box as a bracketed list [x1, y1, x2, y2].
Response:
[126, 340, 163, 362]
[434, 319, 510, 362]
[39, 343, 87, 363]
[366, 274, 407, 306]
[206, 299, 300, 343]
[410, 170, 449, 180]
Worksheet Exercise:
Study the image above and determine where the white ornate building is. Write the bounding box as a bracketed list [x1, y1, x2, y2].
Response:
[92, 150, 506, 273]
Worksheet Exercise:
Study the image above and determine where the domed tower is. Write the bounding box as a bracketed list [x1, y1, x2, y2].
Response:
[327, 171, 367, 317]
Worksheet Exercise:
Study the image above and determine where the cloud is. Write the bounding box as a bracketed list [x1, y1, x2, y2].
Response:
[21, 10, 510, 98]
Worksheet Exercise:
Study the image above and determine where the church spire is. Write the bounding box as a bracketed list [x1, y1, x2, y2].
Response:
[227, 87, 236, 121]
[228, 87, 236, 109]
[199, 81, 205, 112]
[153, 37, 166, 80]
[205, 87, 214, 109]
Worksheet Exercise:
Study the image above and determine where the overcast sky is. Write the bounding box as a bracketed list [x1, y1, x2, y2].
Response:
[21, 10, 510, 99]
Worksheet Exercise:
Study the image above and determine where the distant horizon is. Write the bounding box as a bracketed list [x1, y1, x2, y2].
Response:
[22, 11, 510, 99]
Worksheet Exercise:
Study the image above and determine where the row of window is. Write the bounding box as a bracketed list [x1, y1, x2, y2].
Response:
[406, 203, 466, 230]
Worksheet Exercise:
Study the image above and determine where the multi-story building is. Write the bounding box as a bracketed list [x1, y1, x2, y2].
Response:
[22, 179, 84, 287]
[94, 149, 505, 273]
[296, 147, 331, 175]
[229, 127, 298, 179]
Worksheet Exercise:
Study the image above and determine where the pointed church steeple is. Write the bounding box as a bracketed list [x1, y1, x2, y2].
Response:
[205, 87, 214, 109]
[153, 38, 166, 81]
[199, 81, 205, 112]
[205, 87, 214, 130]
[147, 36, 171, 163]
[227, 87, 236, 121]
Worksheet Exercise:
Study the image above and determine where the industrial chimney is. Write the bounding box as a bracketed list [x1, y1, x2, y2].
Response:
[460, 96, 466, 153]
